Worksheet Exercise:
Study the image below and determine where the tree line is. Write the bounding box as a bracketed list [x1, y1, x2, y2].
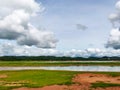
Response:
[0, 56, 119, 61]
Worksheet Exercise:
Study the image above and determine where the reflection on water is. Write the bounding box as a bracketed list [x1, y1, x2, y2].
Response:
[0, 66, 120, 72]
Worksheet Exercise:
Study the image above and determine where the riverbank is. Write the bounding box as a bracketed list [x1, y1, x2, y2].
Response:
[0, 61, 120, 66]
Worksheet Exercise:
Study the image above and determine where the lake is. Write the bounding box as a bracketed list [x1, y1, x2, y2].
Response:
[0, 66, 120, 72]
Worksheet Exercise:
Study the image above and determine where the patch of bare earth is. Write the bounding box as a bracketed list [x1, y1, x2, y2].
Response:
[73, 73, 120, 84]
[0, 74, 7, 78]
[13, 73, 120, 90]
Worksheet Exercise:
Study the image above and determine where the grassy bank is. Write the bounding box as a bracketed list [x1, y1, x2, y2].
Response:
[0, 61, 120, 66]
[0, 70, 119, 90]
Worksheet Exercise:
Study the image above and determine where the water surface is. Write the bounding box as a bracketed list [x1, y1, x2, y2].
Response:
[0, 66, 120, 72]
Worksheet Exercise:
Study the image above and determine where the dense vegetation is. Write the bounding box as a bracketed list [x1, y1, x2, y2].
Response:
[0, 56, 119, 61]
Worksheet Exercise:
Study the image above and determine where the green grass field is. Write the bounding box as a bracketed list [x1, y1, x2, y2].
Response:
[0, 70, 79, 90]
[0, 61, 120, 66]
[0, 70, 119, 90]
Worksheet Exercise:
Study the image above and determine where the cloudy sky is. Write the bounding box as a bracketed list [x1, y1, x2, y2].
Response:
[0, 0, 120, 57]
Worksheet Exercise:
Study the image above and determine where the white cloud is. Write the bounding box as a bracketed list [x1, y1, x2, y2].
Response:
[0, 42, 59, 56]
[0, 0, 57, 48]
[0, 41, 120, 57]
[108, 13, 120, 27]
[106, 28, 120, 49]
[116, 0, 120, 11]
[0, 0, 43, 16]
[0, 10, 29, 39]
[107, 1, 120, 49]
[63, 48, 120, 57]
[17, 24, 58, 48]
[108, 1, 120, 28]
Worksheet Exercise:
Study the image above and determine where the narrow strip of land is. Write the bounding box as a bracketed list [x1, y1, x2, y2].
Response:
[0, 61, 120, 66]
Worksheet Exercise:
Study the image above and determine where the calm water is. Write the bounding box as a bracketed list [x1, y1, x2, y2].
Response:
[0, 66, 120, 72]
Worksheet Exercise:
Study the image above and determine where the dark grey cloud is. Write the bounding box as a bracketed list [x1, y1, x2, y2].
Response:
[76, 24, 87, 30]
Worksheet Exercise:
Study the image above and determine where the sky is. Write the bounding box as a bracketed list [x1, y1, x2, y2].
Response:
[0, 0, 120, 57]
[36, 0, 117, 50]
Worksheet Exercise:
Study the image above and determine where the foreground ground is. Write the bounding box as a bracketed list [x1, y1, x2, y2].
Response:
[0, 70, 119, 90]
